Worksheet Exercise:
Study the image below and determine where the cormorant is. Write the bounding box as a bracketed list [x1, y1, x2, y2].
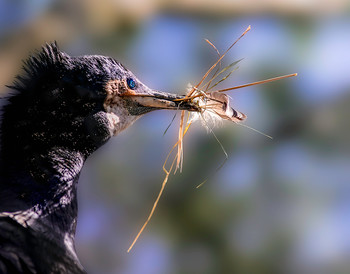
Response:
[0, 42, 198, 273]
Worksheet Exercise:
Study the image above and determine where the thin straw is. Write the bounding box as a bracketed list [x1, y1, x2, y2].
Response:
[187, 25, 251, 97]
[215, 73, 298, 93]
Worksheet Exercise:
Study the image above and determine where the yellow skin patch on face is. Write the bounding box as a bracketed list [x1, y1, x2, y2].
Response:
[103, 79, 140, 136]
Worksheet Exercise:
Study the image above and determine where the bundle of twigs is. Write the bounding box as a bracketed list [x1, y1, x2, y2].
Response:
[127, 25, 297, 252]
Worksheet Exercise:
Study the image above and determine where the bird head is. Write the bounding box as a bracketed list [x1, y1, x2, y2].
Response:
[4, 42, 199, 160]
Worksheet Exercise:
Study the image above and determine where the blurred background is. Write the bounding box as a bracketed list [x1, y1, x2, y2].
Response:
[1, 0, 350, 273]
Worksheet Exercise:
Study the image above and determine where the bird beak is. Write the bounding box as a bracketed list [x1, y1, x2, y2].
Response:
[104, 79, 200, 113]
[128, 90, 200, 112]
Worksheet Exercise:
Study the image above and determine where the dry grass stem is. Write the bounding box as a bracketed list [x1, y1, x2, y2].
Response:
[127, 25, 297, 252]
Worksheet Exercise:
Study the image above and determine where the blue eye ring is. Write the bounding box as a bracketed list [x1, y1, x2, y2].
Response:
[127, 78, 136, 89]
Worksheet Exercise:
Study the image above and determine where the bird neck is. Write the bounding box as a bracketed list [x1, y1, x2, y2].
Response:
[0, 89, 102, 252]
[0, 146, 85, 269]
[0, 145, 84, 231]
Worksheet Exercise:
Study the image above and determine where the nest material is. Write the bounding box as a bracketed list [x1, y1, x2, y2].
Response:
[127, 25, 297, 252]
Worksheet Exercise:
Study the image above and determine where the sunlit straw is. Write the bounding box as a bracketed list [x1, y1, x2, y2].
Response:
[215, 73, 298, 93]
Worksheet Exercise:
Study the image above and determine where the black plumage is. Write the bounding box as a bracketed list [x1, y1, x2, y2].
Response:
[0, 42, 196, 273]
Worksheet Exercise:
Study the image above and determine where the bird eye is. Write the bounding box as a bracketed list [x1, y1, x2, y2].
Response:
[127, 78, 136, 89]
